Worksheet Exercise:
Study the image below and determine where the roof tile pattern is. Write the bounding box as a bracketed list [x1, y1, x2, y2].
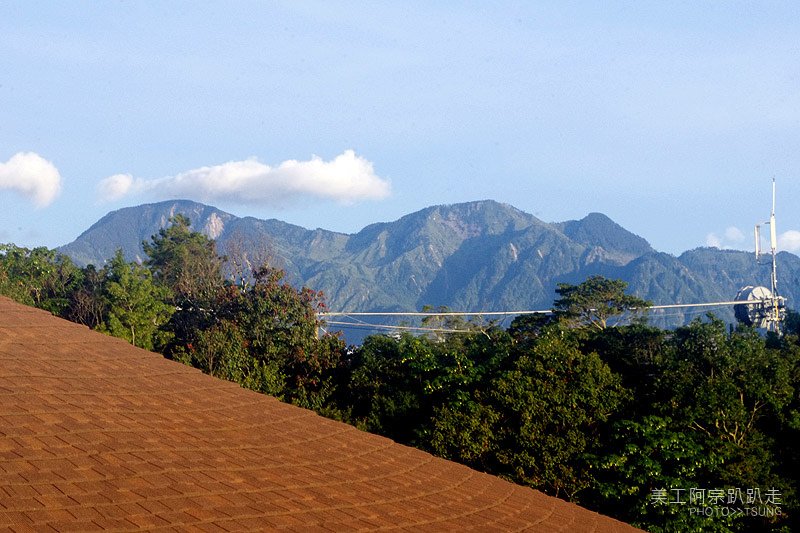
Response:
[0, 297, 642, 531]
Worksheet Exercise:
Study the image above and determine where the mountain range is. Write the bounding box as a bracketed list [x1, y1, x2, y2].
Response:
[59, 200, 800, 329]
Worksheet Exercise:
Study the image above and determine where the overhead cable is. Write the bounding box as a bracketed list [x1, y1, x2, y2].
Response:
[321, 299, 772, 318]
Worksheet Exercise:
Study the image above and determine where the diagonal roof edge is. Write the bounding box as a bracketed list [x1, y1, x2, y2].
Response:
[0, 297, 643, 531]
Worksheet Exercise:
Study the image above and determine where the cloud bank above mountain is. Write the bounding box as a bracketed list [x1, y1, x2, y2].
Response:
[0, 152, 62, 207]
[97, 150, 390, 207]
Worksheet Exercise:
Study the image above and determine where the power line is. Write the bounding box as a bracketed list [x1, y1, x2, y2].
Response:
[322, 310, 550, 317]
[325, 320, 473, 335]
[319, 299, 781, 336]
[320, 299, 772, 318]
[643, 300, 762, 310]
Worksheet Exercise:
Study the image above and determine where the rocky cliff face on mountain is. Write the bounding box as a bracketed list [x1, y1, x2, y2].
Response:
[59, 199, 800, 326]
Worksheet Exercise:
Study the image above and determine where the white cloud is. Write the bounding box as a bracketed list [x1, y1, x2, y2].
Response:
[778, 230, 800, 253]
[706, 225, 747, 249]
[705, 232, 723, 249]
[0, 152, 62, 207]
[97, 173, 134, 202]
[724, 226, 745, 243]
[96, 150, 391, 206]
[708, 226, 800, 255]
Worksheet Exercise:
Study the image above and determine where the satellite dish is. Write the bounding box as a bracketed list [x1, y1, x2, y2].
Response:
[738, 180, 786, 334]
[734, 285, 784, 329]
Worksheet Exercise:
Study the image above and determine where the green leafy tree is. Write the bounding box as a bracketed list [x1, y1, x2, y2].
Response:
[237, 266, 345, 412]
[426, 399, 500, 468]
[141, 217, 344, 411]
[659, 319, 792, 450]
[784, 309, 800, 337]
[585, 324, 666, 396]
[658, 320, 793, 526]
[174, 266, 345, 412]
[344, 322, 508, 446]
[98, 250, 173, 350]
[421, 327, 512, 468]
[344, 333, 426, 439]
[589, 416, 731, 533]
[774, 337, 800, 533]
[0, 243, 82, 314]
[589, 318, 796, 532]
[143, 214, 223, 306]
[143, 215, 225, 353]
[554, 275, 650, 330]
[64, 264, 107, 328]
[489, 326, 627, 500]
[179, 316, 285, 396]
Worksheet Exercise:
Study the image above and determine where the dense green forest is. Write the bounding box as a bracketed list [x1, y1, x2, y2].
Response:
[2, 217, 798, 532]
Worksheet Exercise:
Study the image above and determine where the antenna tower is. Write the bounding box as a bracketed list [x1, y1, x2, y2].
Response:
[741, 179, 785, 333]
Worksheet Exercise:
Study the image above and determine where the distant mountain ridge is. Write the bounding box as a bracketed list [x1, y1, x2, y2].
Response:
[59, 200, 800, 327]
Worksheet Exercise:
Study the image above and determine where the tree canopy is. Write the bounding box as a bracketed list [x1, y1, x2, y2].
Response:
[97, 250, 173, 350]
[554, 275, 651, 330]
[2, 233, 797, 533]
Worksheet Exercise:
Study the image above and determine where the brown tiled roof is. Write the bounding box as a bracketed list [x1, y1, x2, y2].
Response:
[0, 297, 642, 532]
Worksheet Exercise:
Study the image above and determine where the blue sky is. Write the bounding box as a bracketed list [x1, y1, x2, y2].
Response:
[2, 1, 799, 254]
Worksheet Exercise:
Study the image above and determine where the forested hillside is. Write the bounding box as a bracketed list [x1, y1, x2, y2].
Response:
[59, 200, 800, 330]
[3, 218, 799, 532]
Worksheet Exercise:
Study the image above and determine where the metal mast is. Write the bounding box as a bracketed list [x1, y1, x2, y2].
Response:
[768, 178, 781, 333]
[739, 179, 785, 334]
